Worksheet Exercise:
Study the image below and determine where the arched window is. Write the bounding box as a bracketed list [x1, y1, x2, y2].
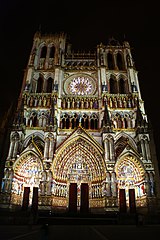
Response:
[49, 46, 55, 58]
[85, 118, 89, 129]
[110, 78, 117, 94]
[46, 77, 53, 93]
[40, 46, 47, 58]
[90, 119, 94, 129]
[30, 112, 37, 127]
[107, 52, 114, 70]
[66, 118, 69, 129]
[76, 118, 79, 127]
[39, 116, 47, 127]
[124, 118, 128, 128]
[95, 119, 98, 129]
[71, 118, 75, 129]
[117, 117, 122, 128]
[116, 52, 124, 70]
[79, 118, 83, 128]
[36, 77, 43, 93]
[119, 78, 126, 94]
[62, 118, 65, 129]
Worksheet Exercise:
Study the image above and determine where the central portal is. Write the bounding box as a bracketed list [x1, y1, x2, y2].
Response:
[69, 183, 89, 213]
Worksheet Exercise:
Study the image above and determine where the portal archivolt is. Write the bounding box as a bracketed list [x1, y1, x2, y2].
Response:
[53, 137, 105, 183]
[115, 154, 146, 208]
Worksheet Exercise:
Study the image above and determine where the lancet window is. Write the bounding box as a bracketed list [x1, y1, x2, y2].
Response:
[60, 113, 99, 130]
[116, 52, 125, 70]
[36, 77, 43, 93]
[111, 112, 135, 129]
[119, 78, 126, 94]
[46, 77, 53, 93]
[40, 46, 47, 58]
[107, 52, 114, 70]
[49, 46, 55, 58]
[109, 77, 118, 94]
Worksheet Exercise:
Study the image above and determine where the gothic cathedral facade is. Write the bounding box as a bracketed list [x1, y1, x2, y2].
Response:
[1, 32, 160, 215]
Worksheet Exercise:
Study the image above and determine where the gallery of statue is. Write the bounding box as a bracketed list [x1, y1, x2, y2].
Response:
[1, 32, 160, 215]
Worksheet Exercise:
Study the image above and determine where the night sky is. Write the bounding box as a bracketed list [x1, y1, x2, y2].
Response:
[1, 0, 160, 161]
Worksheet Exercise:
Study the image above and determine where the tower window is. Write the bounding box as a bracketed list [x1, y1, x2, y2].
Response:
[49, 46, 55, 58]
[117, 52, 124, 70]
[107, 52, 114, 70]
[110, 78, 117, 94]
[46, 77, 53, 93]
[119, 78, 126, 94]
[40, 46, 47, 58]
[36, 77, 43, 93]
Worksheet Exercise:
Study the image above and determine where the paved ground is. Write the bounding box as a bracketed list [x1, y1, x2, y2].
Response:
[0, 223, 160, 240]
[0, 210, 160, 240]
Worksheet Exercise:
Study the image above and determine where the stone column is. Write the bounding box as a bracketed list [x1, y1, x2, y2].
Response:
[8, 141, 14, 159]
[49, 138, 55, 159]
[44, 138, 49, 159]
[104, 138, 109, 161]
[141, 139, 147, 159]
[109, 138, 115, 161]
[13, 140, 19, 158]
[111, 172, 117, 197]
[106, 172, 111, 196]
[145, 139, 151, 160]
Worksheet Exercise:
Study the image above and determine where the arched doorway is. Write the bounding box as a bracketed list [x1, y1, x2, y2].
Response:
[11, 153, 43, 210]
[52, 132, 105, 214]
[115, 154, 146, 213]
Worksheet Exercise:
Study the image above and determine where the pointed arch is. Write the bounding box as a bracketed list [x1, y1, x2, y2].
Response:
[115, 153, 145, 183]
[107, 52, 114, 70]
[49, 45, 55, 58]
[46, 77, 53, 93]
[10, 151, 43, 206]
[116, 52, 125, 70]
[53, 133, 105, 183]
[22, 132, 44, 149]
[115, 153, 146, 203]
[40, 45, 47, 58]
[36, 77, 43, 93]
[13, 151, 43, 174]
[115, 132, 137, 150]
[119, 78, 125, 93]
[109, 75, 118, 94]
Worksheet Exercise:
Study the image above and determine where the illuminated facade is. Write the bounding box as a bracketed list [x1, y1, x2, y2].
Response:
[1, 32, 160, 215]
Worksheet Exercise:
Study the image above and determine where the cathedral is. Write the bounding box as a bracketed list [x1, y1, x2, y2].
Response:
[0, 31, 160, 216]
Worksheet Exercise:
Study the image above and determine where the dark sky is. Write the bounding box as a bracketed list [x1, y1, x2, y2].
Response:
[1, 0, 160, 160]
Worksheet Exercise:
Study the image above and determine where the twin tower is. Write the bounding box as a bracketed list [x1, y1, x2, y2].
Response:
[0, 31, 160, 215]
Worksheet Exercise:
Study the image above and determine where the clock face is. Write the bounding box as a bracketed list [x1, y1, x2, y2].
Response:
[69, 76, 93, 95]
